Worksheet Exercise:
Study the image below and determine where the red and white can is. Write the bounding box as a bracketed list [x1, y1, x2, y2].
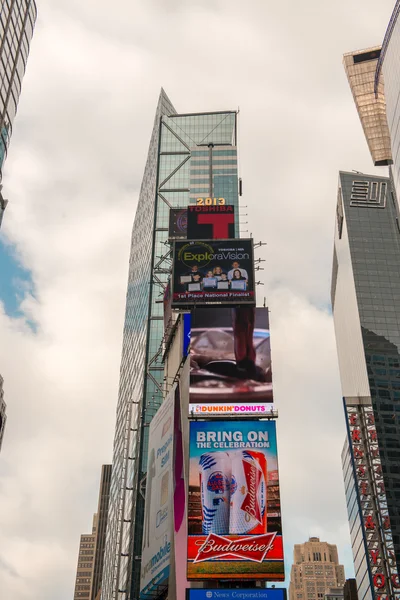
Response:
[229, 450, 267, 535]
[199, 452, 231, 535]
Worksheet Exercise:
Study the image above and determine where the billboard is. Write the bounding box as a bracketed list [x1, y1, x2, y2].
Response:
[187, 420, 284, 581]
[189, 308, 273, 416]
[169, 208, 188, 239]
[140, 387, 175, 599]
[187, 590, 286, 600]
[187, 205, 235, 239]
[172, 239, 255, 308]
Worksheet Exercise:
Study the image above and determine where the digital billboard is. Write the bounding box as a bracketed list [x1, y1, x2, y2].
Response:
[172, 239, 255, 308]
[187, 205, 235, 240]
[187, 589, 286, 600]
[140, 387, 175, 599]
[169, 208, 188, 239]
[188, 307, 273, 416]
[187, 420, 284, 581]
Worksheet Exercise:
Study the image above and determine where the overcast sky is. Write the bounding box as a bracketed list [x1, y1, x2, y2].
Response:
[0, 1, 396, 598]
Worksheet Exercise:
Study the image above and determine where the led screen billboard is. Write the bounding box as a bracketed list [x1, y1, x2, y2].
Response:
[172, 239, 255, 308]
[187, 205, 235, 240]
[140, 387, 175, 599]
[169, 208, 188, 239]
[187, 420, 284, 581]
[188, 307, 273, 416]
[187, 589, 286, 600]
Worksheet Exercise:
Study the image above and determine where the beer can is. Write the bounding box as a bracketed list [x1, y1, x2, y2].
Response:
[229, 450, 267, 535]
[199, 452, 231, 535]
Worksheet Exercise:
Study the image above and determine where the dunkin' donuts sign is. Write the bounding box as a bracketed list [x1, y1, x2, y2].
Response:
[187, 420, 284, 580]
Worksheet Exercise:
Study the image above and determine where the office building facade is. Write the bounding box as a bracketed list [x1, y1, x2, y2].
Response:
[343, 579, 359, 600]
[73, 515, 97, 600]
[91, 465, 112, 600]
[289, 537, 345, 600]
[343, 47, 392, 167]
[375, 1, 400, 206]
[0, 374, 6, 452]
[0, 0, 37, 225]
[101, 90, 239, 600]
[332, 171, 400, 600]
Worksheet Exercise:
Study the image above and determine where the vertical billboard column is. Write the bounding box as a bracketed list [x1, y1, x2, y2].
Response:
[187, 419, 284, 581]
[140, 386, 175, 599]
[347, 406, 400, 600]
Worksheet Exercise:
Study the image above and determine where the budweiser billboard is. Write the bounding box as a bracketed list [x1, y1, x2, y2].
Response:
[187, 420, 284, 580]
[188, 307, 273, 417]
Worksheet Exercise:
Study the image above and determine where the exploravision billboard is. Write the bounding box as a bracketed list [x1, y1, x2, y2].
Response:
[187, 420, 284, 581]
[172, 239, 255, 307]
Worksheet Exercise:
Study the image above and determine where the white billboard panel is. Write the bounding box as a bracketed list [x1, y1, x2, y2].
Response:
[140, 386, 175, 599]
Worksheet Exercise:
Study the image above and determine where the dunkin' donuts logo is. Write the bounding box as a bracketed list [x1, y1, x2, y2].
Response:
[193, 532, 277, 563]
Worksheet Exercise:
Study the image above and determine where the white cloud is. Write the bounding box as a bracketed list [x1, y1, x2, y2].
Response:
[0, 0, 395, 597]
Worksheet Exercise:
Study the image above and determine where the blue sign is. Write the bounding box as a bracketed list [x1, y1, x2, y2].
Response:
[187, 590, 286, 600]
[183, 312, 191, 357]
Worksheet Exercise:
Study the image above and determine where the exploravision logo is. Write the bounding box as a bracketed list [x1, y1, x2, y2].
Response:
[178, 241, 249, 269]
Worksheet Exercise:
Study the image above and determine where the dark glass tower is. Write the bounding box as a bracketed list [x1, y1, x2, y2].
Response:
[0, 0, 37, 225]
[101, 90, 239, 600]
[332, 171, 400, 600]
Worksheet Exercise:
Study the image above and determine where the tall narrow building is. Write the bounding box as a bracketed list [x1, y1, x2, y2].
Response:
[0, 374, 6, 452]
[332, 171, 400, 600]
[73, 515, 97, 600]
[91, 465, 112, 600]
[0, 0, 37, 226]
[289, 537, 346, 600]
[101, 90, 239, 600]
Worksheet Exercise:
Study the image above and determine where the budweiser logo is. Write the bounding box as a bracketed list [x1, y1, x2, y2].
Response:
[193, 532, 277, 563]
[241, 459, 262, 523]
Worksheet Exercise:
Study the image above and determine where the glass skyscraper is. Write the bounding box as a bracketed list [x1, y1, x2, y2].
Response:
[332, 171, 400, 600]
[376, 0, 400, 202]
[0, 0, 37, 226]
[101, 90, 239, 600]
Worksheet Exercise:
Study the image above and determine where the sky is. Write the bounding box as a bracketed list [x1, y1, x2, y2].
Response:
[0, 0, 396, 598]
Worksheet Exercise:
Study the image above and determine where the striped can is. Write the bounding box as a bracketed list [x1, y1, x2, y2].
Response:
[199, 452, 231, 535]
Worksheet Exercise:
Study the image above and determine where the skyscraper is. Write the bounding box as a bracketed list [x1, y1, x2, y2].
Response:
[73, 514, 97, 600]
[0, 0, 37, 226]
[332, 171, 400, 600]
[101, 90, 239, 600]
[288, 537, 346, 600]
[91, 465, 112, 600]
[0, 374, 6, 452]
[376, 1, 400, 202]
[342, 47, 392, 167]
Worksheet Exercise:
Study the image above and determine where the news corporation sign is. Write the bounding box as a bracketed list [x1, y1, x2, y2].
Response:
[186, 589, 286, 600]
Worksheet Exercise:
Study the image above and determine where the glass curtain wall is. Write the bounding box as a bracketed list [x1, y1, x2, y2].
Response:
[102, 92, 239, 600]
[0, 0, 37, 173]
